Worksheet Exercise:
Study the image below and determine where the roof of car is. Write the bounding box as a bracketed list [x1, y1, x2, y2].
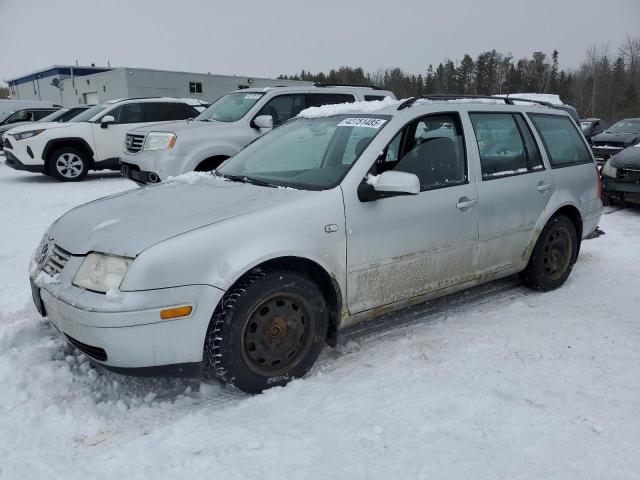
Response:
[107, 97, 200, 105]
[297, 96, 570, 120]
[230, 85, 392, 94]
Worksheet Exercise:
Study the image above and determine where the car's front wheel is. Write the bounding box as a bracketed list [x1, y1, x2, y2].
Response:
[520, 214, 578, 291]
[48, 147, 89, 181]
[205, 270, 328, 393]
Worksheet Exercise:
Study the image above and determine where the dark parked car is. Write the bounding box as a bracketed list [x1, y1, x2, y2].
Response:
[600, 144, 640, 206]
[580, 118, 608, 142]
[591, 118, 640, 161]
[0, 107, 61, 151]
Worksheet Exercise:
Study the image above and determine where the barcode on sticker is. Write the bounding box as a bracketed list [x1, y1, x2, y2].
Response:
[337, 118, 387, 129]
[244, 94, 262, 99]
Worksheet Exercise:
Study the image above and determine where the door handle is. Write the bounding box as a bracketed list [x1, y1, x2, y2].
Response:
[537, 182, 551, 193]
[456, 198, 478, 210]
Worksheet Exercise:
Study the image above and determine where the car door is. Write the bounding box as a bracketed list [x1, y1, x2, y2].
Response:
[92, 103, 149, 161]
[468, 111, 556, 275]
[345, 112, 480, 314]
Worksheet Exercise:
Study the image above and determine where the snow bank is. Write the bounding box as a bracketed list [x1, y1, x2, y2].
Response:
[298, 96, 399, 119]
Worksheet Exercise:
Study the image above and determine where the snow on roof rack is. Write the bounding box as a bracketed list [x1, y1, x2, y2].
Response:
[396, 94, 555, 110]
[313, 82, 382, 90]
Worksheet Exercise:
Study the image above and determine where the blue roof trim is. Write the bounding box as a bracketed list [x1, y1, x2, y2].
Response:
[8, 67, 112, 86]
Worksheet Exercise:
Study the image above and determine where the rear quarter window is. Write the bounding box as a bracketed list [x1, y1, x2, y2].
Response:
[529, 113, 593, 168]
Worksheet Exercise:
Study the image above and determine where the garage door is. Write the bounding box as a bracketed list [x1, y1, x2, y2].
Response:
[83, 92, 98, 104]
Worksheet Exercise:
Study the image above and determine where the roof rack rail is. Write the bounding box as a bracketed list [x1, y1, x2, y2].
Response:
[397, 94, 554, 110]
[313, 82, 382, 90]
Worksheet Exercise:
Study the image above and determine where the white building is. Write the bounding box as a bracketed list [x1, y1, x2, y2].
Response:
[6, 65, 310, 106]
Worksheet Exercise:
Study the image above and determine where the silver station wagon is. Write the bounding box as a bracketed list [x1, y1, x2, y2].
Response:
[30, 95, 603, 393]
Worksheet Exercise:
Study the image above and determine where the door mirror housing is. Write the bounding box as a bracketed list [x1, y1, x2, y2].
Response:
[100, 115, 115, 128]
[358, 171, 421, 202]
[253, 115, 273, 130]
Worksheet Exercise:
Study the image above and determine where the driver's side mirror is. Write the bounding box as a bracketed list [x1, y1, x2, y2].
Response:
[252, 115, 273, 130]
[100, 115, 115, 129]
[358, 171, 420, 202]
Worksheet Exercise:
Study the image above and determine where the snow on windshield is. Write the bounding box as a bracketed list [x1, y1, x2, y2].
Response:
[298, 96, 399, 119]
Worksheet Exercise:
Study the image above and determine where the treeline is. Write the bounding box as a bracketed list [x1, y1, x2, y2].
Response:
[279, 36, 640, 121]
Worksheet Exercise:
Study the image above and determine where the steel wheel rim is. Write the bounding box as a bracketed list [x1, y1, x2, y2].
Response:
[55, 153, 83, 178]
[241, 292, 314, 376]
[542, 225, 572, 281]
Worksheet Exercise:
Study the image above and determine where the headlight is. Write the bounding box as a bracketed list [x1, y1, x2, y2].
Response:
[73, 252, 133, 293]
[601, 160, 618, 178]
[12, 129, 45, 141]
[143, 132, 177, 151]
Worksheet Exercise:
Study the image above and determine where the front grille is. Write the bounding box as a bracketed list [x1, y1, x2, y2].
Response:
[43, 244, 71, 276]
[65, 334, 108, 361]
[125, 133, 145, 153]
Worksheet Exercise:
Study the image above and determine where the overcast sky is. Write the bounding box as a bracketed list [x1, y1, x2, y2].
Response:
[1, 0, 638, 83]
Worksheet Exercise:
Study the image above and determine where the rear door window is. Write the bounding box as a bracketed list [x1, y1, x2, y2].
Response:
[529, 113, 593, 167]
[143, 102, 196, 122]
[469, 112, 543, 179]
[364, 95, 387, 101]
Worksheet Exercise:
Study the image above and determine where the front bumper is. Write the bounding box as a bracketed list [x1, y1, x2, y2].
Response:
[35, 278, 224, 374]
[4, 150, 44, 172]
[120, 149, 187, 183]
[602, 174, 640, 204]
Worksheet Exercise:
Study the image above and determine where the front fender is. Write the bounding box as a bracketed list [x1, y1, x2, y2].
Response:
[119, 188, 347, 302]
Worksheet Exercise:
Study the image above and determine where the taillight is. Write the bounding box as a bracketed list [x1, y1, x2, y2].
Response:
[596, 164, 602, 199]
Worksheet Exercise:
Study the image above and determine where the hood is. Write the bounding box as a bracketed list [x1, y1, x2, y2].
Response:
[47, 173, 301, 257]
[592, 131, 639, 145]
[0, 121, 34, 133]
[5, 121, 75, 135]
[128, 119, 232, 135]
[610, 145, 640, 170]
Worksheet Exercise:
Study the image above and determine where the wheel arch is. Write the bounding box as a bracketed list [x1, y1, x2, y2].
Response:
[42, 138, 95, 170]
[225, 256, 343, 347]
[525, 203, 583, 265]
[195, 155, 229, 172]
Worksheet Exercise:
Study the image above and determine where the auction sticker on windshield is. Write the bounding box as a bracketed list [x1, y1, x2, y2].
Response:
[337, 118, 387, 129]
[244, 94, 262, 99]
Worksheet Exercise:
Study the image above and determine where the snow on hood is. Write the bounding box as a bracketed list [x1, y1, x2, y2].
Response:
[610, 145, 640, 169]
[298, 97, 399, 119]
[47, 173, 301, 257]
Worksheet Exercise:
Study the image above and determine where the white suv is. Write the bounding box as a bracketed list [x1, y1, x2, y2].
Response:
[3, 97, 202, 181]
[120, 85, 395, 183]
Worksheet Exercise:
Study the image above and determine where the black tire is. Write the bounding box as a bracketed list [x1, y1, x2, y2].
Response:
[205, 270, 328, 393]
[48, 146, 89, 181]
[520, 215, 578, 291]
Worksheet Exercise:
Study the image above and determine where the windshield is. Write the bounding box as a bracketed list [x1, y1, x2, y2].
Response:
[218, 114, 390, 190]
[0, 111, 15, 123]
[606, 120, 640, 135]
[39, 108, 70, 123]
[195, 92, 265, 123]
[70, 104, 110, 122]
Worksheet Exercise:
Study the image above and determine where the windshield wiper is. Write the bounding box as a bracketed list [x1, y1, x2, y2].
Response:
[215, 171, 278, 188]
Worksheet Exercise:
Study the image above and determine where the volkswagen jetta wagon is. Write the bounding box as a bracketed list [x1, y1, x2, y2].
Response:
[30, 96, 603, 393]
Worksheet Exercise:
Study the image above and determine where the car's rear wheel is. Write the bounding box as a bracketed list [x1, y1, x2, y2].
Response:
[204, 270, 328, 393]
[48, 147, 89, 181]
[520, 214, 578, 291]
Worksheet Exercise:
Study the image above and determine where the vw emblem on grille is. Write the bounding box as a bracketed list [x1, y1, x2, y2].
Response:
[126, 136, 133, 147]
[36, 236, 54, 269]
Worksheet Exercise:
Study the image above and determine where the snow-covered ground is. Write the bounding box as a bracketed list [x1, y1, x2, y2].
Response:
[1, 160, 639, 479]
